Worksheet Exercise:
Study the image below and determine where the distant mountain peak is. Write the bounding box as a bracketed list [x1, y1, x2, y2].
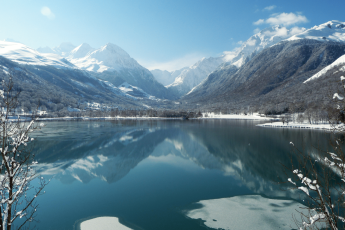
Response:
[287, 20, 345, 43]
[99, 43, 130, 58]
[68, 43, 95, 59]
[222, 25, 300, 68]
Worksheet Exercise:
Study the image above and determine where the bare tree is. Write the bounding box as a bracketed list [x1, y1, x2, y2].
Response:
[285, 76, 345, 229]
[286, 141, 344, 229]
[0, 76, 47, 230]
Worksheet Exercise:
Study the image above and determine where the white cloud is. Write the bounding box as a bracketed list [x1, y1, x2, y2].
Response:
[263, 5, 276, 11]
[254, 19, 265, 25]
[253, 12, 308, 26]
[261, 26, 306, 39]
[237, 41, 243, 45]
[41, 6, 55, 20]
[137, 53, 205, 71]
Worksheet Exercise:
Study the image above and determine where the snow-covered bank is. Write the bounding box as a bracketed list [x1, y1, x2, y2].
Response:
[201, 112, 271, 120]
[186, 195, 326, 230]
[80, 217, 132, 230]
[257, 121, 332, 130]
[36, 116, 186, 121]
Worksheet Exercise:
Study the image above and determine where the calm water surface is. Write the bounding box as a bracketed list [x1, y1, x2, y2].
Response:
[23, 120, 335, 230]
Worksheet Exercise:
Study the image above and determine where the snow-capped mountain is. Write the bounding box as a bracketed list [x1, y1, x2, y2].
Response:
[37, 42, 145, 73]
[165, 57, 224, 97]
[67, 43, 175, 99]
[184, 20, 345, 108]
[223, 25, 306, 68]
[154, 25, 306, 98]
[287, 20, 345, 43]
[183, 39, 345, 110]
[13, 40, 174, 100]
[0, 41, 74, 68]
[68, 43, 96, 60]
[183, 22, 345, 101]
[69, 43, 140, 72]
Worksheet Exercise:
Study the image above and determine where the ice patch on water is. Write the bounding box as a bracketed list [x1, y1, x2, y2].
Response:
[185, 195, 326, 230]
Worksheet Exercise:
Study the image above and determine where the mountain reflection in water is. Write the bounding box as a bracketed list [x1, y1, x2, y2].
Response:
[28, 120, 335, 230]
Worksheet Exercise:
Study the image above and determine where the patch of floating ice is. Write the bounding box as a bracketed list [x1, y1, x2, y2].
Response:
[185, 195, 327, 230]
[80, 217, 132, 230]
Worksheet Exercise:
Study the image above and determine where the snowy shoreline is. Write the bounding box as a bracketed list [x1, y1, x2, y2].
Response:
[36, 116, 186, 121]
[13, 113, 337, 133]
[199, 113, 272, 120]
[31, 113, 273, 121]
[257, 121, 333, 130]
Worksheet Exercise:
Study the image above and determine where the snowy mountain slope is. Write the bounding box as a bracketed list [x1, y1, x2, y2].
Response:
[304, 54, 345, 83]
[183, 39, 345, 109]
[68, 43, 96, 59]
[287, 20, 345, 43]
[24, 64, 142, 106]
[34, 42, 176, 100]
[70, 43, 140, 72]
[0, 41, 74, 68]
[0, 55, 147, 112]
[166, 57, 224, 97]
[223, 25, 306, 68]
[66, 43, 176, 99]
[118, 82, 158, 100]
[0, 41, 171, 106]
[161, 26, 304, 98]
[185, 21, 345, 102]
[171, 67, 189, 79]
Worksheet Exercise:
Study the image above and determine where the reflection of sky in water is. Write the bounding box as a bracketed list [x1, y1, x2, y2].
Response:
[27, 120, 335, 230]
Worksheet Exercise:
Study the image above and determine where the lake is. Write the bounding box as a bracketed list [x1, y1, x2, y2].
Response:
[22, 119, 335, 230]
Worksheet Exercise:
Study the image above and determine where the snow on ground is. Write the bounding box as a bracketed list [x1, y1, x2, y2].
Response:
[118, 82, 157, 100]
[2, 66, 9, 75]
[36, 116, 186, 121]
[80, 217, 132, 230]
[304, 54, 345, 83]
[257, 121, 332, 130]
[201, 113, 271, 120]
[186, 195, 326, 230]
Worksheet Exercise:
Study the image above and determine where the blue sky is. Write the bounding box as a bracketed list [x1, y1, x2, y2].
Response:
[0, 0, 344, 71]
